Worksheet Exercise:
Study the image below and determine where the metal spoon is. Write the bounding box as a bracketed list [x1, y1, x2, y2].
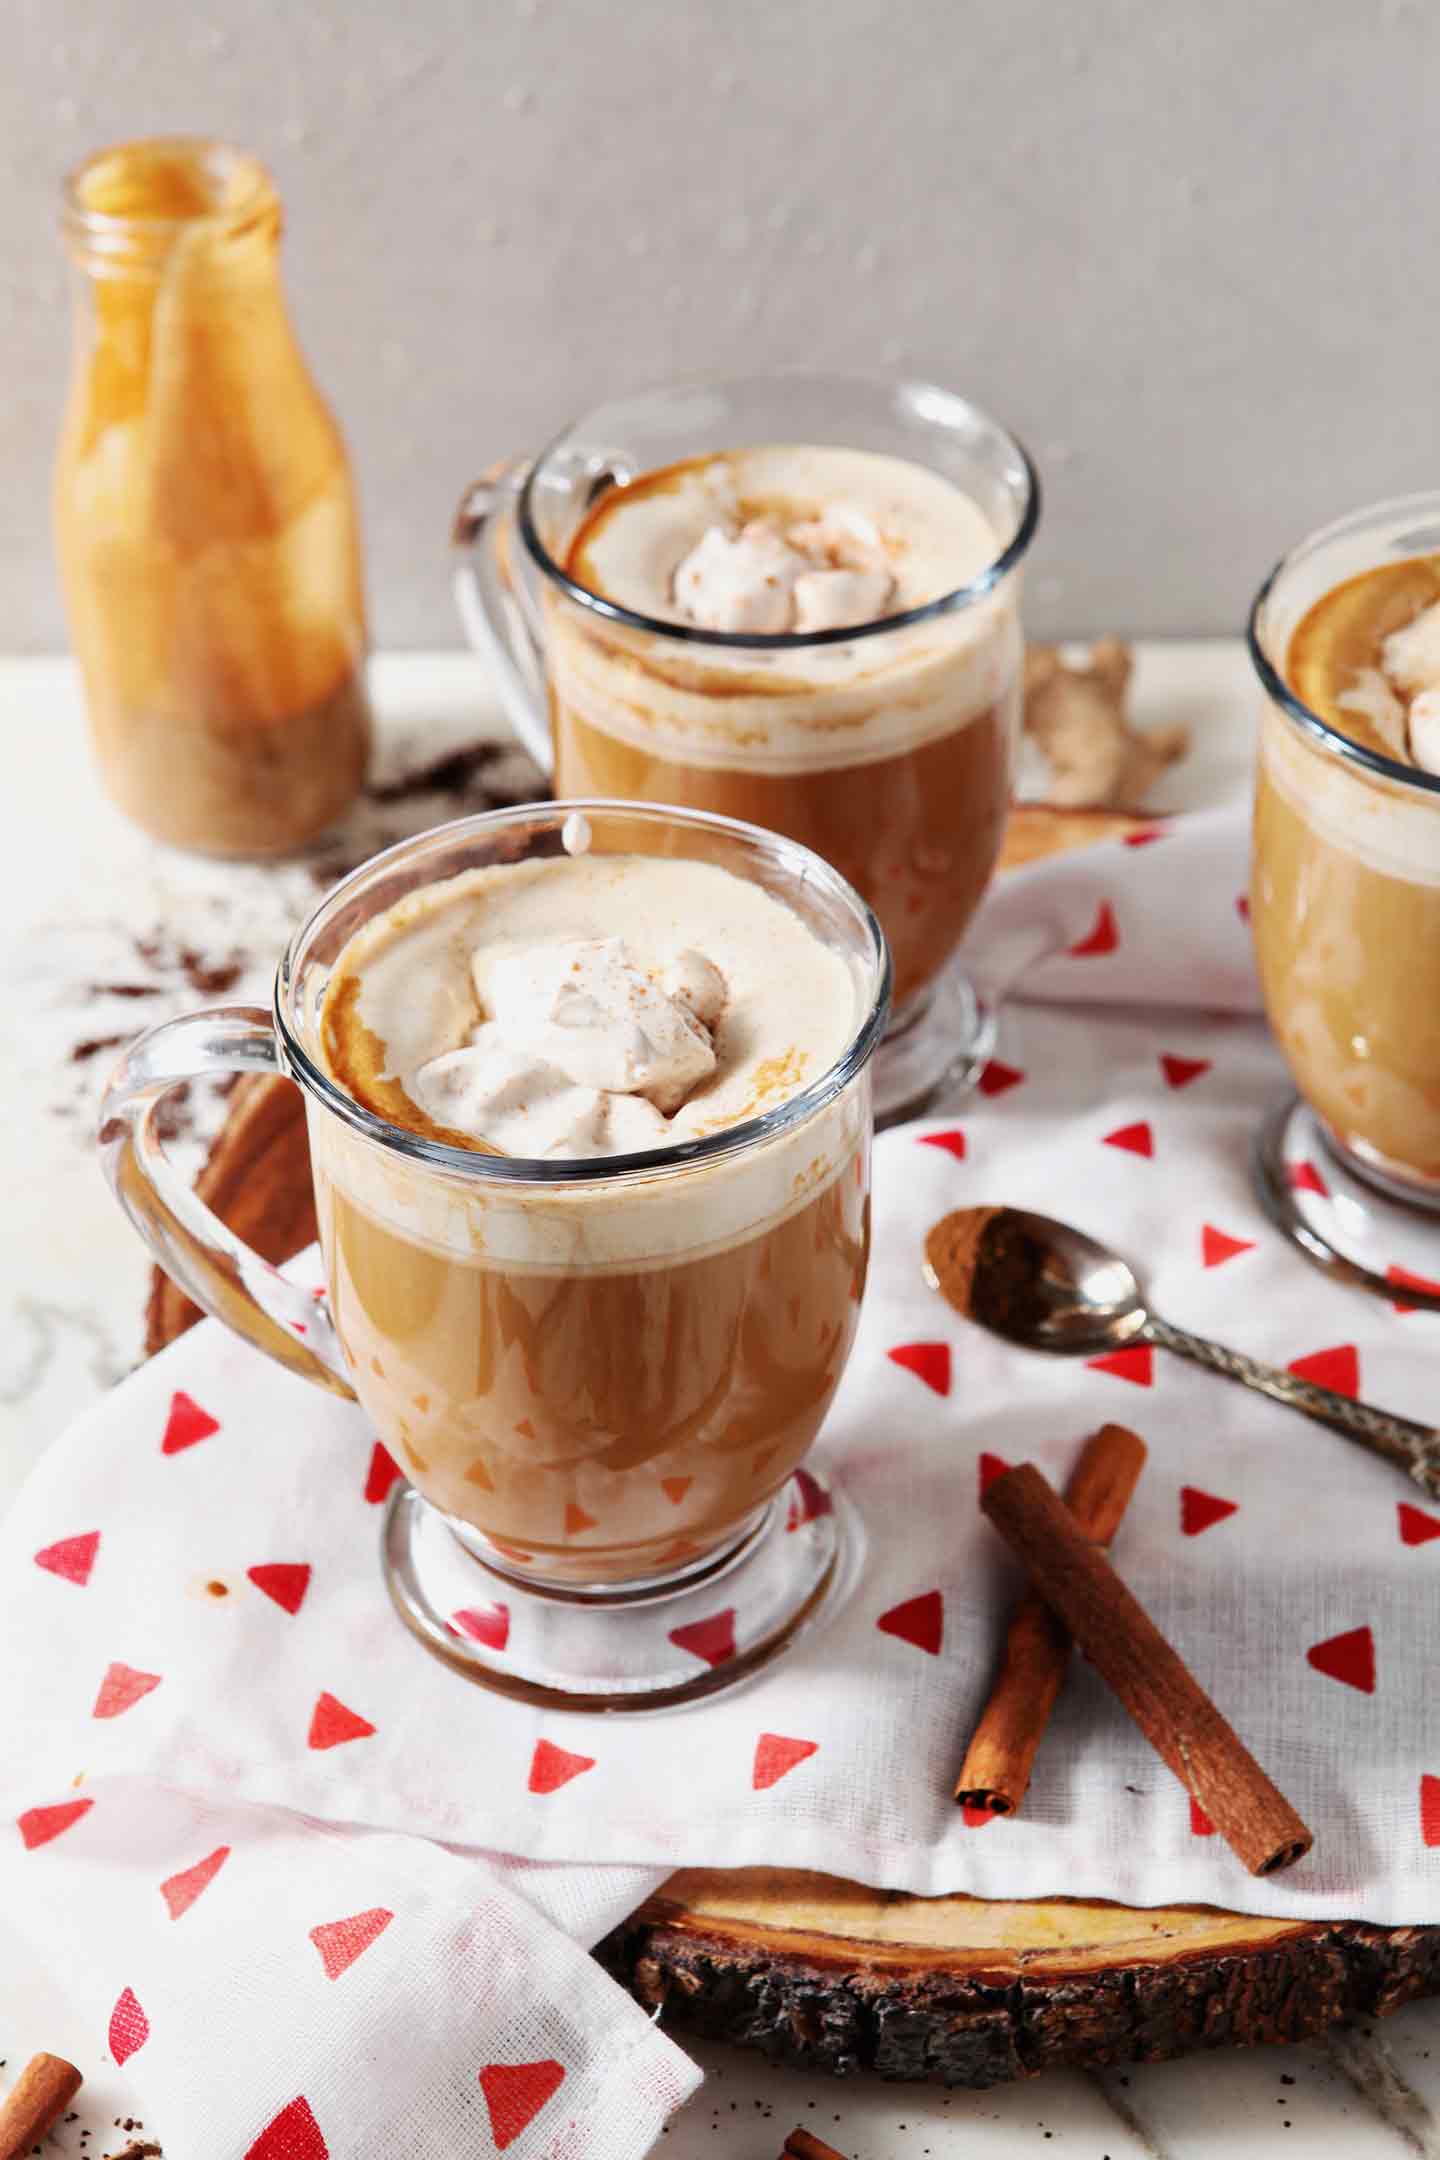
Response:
[923, 1205, 1440, 1499]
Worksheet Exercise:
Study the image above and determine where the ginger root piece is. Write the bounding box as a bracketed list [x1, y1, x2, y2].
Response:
[1021, 639, 1189, 810]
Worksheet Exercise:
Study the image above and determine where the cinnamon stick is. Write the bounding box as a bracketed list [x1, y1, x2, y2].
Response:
[956, 1423, 1147, 1814]
[982, 1463, 1313, 1875]
[783, 2131, 849, 2160]
[0, 2052, 83, 2160]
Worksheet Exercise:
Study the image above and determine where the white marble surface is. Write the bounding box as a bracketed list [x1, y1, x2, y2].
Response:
[4, 647, 1439, 2157]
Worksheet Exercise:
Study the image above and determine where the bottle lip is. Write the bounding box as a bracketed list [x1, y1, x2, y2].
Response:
[61, 136, 279, 266]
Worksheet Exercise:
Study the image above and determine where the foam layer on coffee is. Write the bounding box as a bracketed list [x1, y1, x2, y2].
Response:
[1260, 705, 1440, 885]
[555, 445, 1020, 774]
[314, 852, 869, 1267]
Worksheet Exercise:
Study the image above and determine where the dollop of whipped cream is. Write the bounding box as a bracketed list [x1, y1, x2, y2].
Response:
[672, 506, 895, 634]
[407, 937, 724, 1158]
[1363, 598, 1440, 774]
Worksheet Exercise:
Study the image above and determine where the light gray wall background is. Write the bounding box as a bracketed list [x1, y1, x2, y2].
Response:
[5, 0, 1434, 649]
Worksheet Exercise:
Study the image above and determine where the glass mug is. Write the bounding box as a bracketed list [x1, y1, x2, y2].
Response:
[1249, 494, 1440, 1302]
[100, 803, 889, 1709]
[453, 372, 1037, 1118]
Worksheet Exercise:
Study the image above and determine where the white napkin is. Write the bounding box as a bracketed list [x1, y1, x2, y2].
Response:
[9, 804, 1440, 2153]
[3, 1781, 692, 2158]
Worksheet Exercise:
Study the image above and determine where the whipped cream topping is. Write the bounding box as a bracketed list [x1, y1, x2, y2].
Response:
[570, 445, 999, 632]
[324, 852, 861, 1167]
[1336, 667, 1409, 760]
[1348, 597, 1440, 774]
[673, 511, 895, 634]
[1382, 601, 1440, 703]
[1408, 688, 1440, 776]
[409, 936, 719, 1157]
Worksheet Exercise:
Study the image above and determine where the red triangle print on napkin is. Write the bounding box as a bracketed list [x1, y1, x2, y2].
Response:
[669, 1608, 736, 1667]
[1387, 1265, 1440, 1314]
[1288, 1344, 1359, 1397]
[108, 1985, 149, 2067]
[161, 1389, 219, 1455]
[449, 1603, 511, 1650]
[1236, 894, 1251, 922]
[961, 1802, 996, 1828]
[1202, 1225, 1254, 1269]
[1181, 1487, 1238, 1537]
[33, 1530, 99, 1586]
[1123, 826, 1168, 847]
[479, 2060, 566, 2151]
[1190, 1798, 1216, 1837]
[245, 2096, 328, 2160]
[528, 1739, 595, 1794]
[1288, 1159, 1329, 1198]
[1103, 1121, 1153, 1158]
[92, 1662, 162, 1720]
[310, 1906, 394, 1979]
[1086, 1344, 1153, 1387]
[161, 1844, 230, 1920]
[18, 1797, 93, 1850]
[1400, 1503, 1440, 1548]
[787, 1466, 833, 1530]
[363, 1442, 402, 1505]
[978, 1060, 1024, 1097]
[876, 1590, 943, 1655]
[753, 1733, 818, 1790]
[1306, 1624, 1375, 1693]
[1423, 1775, 1440, 1849]
[1068, 901, 1118, 957]
[918, 1129, 966, 1161]
[563, 1502, 598, 1534]
[247, 1563, 311, 1616]
[978, 1451, 1011, 1500]
[661, 1475, 693, 1506]
[1161, 1054, 1211, 1090]
[307, 1692, 375, 1750]
[887, 1341, 951, 1395]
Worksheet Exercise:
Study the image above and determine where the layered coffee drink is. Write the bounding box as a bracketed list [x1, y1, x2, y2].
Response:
[314, 832, 871, 1585]
[1254, 550, 1440, 1190]
[547, 445, 1020, 1012]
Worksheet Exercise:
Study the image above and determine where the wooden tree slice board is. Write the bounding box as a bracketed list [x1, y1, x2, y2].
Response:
[141, 799, 1440, 2086]
[599, 1870, 1440, 2087]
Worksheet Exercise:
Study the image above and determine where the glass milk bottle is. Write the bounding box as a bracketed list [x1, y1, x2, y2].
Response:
[55, 137, 371, 857]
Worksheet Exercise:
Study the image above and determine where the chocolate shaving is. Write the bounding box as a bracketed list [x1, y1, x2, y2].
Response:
[364, 740, 511, 804]
[69, 1034, 127, 1064]
[179, 950, 242, 997]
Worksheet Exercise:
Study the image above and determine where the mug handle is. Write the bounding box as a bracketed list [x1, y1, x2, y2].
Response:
[98, 1005, 356, 1399]
[452, 458, 555, 777]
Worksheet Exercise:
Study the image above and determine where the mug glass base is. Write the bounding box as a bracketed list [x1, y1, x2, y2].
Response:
[382, 1466, 849, 1712]
[874, 964, 994, 1128]
[1252, 1093, 1440, 1311]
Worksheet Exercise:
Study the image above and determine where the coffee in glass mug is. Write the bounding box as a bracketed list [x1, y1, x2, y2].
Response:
[101, 803, 889, 1709]
[454, 373, 1037, 1118]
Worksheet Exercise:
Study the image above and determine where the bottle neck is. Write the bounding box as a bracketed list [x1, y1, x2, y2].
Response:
[62, 136, 282, 283]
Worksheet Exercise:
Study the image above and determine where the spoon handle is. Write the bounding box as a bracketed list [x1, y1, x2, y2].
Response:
[1143, 1315, 1440, 1499]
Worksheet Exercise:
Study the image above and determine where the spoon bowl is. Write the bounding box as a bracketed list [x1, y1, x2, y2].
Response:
[924, 1206, 1150, 1354]
[922, 1203, 1440, 1497]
